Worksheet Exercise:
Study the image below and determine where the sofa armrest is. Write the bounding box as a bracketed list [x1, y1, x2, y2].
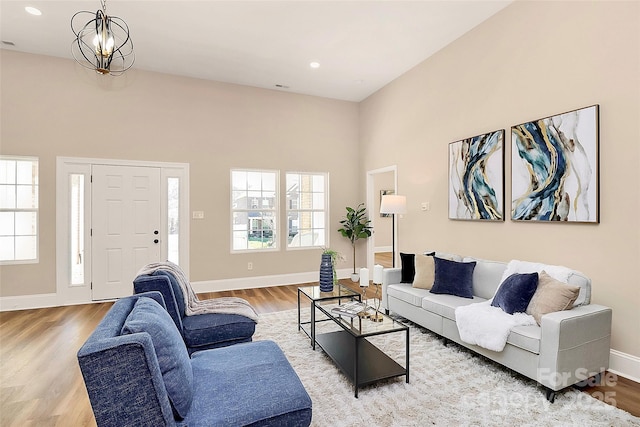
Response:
[134, 275, 184, 333]
[78, 333, 176, 426]
[382, 268, 402, 310]
[538, 304, 612, 391]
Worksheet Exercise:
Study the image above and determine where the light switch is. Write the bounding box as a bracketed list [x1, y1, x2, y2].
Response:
[192, 211, 205, 219]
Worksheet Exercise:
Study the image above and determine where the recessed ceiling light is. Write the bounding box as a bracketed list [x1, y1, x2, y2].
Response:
[25, 6, 42, 16]
[309, 62, 320, 69]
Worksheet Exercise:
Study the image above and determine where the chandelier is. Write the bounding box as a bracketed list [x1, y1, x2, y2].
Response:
[71, 0, 134, 75]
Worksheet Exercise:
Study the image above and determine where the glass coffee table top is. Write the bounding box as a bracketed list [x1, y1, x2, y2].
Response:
[297, 283, 359, 301]
[318, 303, 407, 338]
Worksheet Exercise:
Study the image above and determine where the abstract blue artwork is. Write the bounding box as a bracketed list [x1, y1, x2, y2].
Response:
[511, 105, 599, 222]
[449, 130, 504, 221]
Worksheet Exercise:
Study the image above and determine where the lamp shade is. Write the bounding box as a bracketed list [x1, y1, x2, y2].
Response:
[380, 195, 407, 215]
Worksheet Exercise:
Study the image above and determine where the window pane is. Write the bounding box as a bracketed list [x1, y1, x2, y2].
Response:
[312, 193, 325, 209]
[262, 173, 276, 192]
[312, 175, 324, 191]
[232, 230, 248, 251]
[0, 160, 16, 184]
[16, 185, 37, 209]
[313, 212, 325, 228]
[247, 172, 262, 190]
[70, 174, 85, 285]
[0, 212, 14, 235]
[0, 236, 14, 260]
[0, 184, 16, 209]
[167, 177, 179, 265]
[15, 212, 36, 235]
[16, 161, 37, 185]
[15, 235, 36, 260]
[232, 170, 247, 190]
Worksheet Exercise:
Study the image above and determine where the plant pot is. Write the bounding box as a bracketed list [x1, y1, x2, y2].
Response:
[350, 273, 360, 282]
[319, 253, 334, 292]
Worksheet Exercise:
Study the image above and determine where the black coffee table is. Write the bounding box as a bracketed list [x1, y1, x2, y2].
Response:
[306, 296, 409, 398]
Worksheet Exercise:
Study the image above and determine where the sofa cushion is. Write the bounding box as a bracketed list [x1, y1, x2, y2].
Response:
[491, 273, 539, 314]
[122, 297, 193, 419]
[412, 254, 435, 289]
[463, 257, 507, 300]
[388, 283, 429, 307]
[183, 313, 256, 349]
[400, 253, 416, 283]
[189, 340, 312, 427]
[152, 270, 187, 318]
[526, 271, 580, 325]
[430, 257, 476, 299]
[422, 293, 487, 321]
[507, 324, 541, 354]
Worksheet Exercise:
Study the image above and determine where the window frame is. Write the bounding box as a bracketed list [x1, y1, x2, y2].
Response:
[0, 155, 39, 265]
[230, 168, 280, 253]
[285, 171, 329, 251]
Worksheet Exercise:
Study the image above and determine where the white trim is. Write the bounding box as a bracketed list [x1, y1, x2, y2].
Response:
[55, 156, 190, 306]
[609, 349, 640, 383]
[366, 166, 398, 272]
[375, 246, 392, 253]
[0, 293, 58, 311]
[190, 268, 353, 293]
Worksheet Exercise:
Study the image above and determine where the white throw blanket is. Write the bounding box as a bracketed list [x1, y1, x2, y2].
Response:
[454, 301, 536, 352]
[137, 261, 259, 322]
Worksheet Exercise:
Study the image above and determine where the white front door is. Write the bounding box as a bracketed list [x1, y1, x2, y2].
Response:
[91, 165, 161, 300]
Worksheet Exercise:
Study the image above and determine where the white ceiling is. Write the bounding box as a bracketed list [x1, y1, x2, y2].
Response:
[0, 1, 512, 102]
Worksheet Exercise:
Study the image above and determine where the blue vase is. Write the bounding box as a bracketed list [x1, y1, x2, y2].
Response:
[319, 253, 334, 292]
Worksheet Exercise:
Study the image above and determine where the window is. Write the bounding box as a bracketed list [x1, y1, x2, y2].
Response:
[70, 174, 85, 284]
[286, 172, 327, 249]
[0, 157, 39, 263]
[167, 177, 180, 264]
[231, 169, 278, 251]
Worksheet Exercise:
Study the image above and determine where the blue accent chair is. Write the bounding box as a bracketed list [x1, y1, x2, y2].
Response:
[77, 292, 312, 427]
[133, 270, 256, 354]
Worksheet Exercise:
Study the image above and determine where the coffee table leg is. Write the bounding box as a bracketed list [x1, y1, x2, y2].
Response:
[311, 301, 316, 350]
[297, 289, 301, 332]
[354, 338, 359, 398]
[406, 328, 410, 383]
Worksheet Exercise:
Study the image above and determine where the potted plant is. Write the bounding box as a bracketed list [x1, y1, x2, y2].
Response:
[338, 203, 372, 281]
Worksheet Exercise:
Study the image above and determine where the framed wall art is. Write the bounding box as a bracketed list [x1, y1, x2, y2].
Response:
[511, 104, 599, 223]
[448, 129, 504, 221]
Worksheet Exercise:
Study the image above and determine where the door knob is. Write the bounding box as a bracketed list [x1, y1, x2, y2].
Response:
[154, 239, 159, 244]
[154, 230, 159, 235]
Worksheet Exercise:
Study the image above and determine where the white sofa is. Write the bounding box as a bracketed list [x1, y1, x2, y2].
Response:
[382, 252, 612, 402]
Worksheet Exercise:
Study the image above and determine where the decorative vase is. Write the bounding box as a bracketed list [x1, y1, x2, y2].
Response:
[319, 253, 334, 292]
[350, 273, 360, 282]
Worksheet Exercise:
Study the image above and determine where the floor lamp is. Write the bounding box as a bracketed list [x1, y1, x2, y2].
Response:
[379, 195, 407, 268]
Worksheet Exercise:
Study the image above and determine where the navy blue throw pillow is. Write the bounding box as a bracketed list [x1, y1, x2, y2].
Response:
[429, 257, 476, 298]
[491, 272, 539, 314]
[400, 253, 415, 283]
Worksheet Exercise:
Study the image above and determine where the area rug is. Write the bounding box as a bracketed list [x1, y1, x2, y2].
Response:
[253, 308, 640, 427]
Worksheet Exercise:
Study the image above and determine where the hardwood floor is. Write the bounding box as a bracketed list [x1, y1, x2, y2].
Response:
[1, 278, 638, 425]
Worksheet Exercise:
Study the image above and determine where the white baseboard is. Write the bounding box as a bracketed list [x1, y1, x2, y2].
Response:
[375, 246, 392, 253]
[609, 349, 640, 383]
[0, 293, 58, 311]
[190, 268, 355, 293]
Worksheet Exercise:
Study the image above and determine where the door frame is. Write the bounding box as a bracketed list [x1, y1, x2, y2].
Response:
[56, 157, 190, 305]
[366, 165, 398, 271]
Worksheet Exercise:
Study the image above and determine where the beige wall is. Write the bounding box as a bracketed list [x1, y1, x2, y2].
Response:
[360, 1, 640, 357]
[0, 50, 360, 296]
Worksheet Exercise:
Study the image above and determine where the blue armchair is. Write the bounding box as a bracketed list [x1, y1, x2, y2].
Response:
[133, 270, 255, 354]
[78, 292, 312, 427]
